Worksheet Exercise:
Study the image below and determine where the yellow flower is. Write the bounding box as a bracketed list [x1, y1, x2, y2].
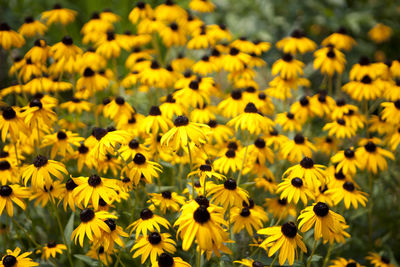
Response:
[276, 29, 316, 54]
[40, 242, 67, 260]
[0, 184, 30, 216]
[0, 23, 25, 50]
[41, 4, 77, 26]
[131, 232, 176, 264]
[368, 23, 392, 43]
[0, 247, 38, 267]
[18, 17, 47, 37]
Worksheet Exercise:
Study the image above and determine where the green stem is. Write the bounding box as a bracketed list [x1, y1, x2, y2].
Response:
[321, 243, 333, 267]
[306, 240, 318, 267]
[327, 75, 333, 96]
[237, 135, 250, 185]
[368, 172, 374, 248]
[13, 142, 20, 166]
[187, 143, 195, 199]
[196, 249, 201, 267]
[270, 253, 278, 267]
[50, 197, 74, 267]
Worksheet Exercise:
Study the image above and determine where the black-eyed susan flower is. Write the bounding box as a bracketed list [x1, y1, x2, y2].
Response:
[95, 219, 128, 252]
[122, 153, 162, 185]
[174, 199, 228, 251]
[22, 155, 67, 189]
[0, 247, 38, 267]
[321, 27, 357, 51]
[151, 253, 191, 267]
[0, 106, 28, 142]
[0, 23, 25, 50]
[276, 29, 316, 54]
[40, 242, 67, 260]
[18, 17, 47, 37]
[0, 184, 30, 216]
[128, 208, 171, 236]
[271, 53, 304, 79]
[231, 206, 263, 236]
[221, 47, 250, 72]
[331, 148, 362, 176]
[257, 222, 307, 266]
[314, 45, 346, 76]
[60, 98, 92, 114]
[0, 159, 18, 185]
[327, 181, 368, 209]
[188, 164, 226, 186]
[189, 0, 215, 12]
[131, 231, 176, 264]
[275, 111, 303, 132]
[141, 106, 173, 135]
[208, 178, 249, 208]
[323, 118, 356, 139]
[330, 258, 365, 267]
[381, 100, 400, 124]
[29, 181, 63, 207]
[86, 245, 112, 265]
[342, 75, 382, 101]
[280, 134, 316, 163]
[75, 67, 109, 99]
[227, 102, 274, 134]
[72, 174, 120, 210]
[148, 191, 186, 213]
[355, 139, 394, 174]
[283, 157, 326, 190]
[255, 176, 277, 193]
[366, 252, 396, 267]
[41, 4, 76, 26]
[161, 115, 209, 151]
[42, 130, 84, 159]
[213, 149, 243, 175]
[277, 177, 315, 205]
[298, 202, 348, 242]
[218, 90, 246, 118]
[129, 2, 153, 24]
[71, 208, 117, 247]
[89, 127, 130, 159]
[154, 0, 187, 22]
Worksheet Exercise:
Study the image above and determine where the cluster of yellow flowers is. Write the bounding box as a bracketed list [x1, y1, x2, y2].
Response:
[0, 1, 399, 267]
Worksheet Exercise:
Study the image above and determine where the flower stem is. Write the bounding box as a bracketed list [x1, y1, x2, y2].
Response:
[306, 240, 318, 267]
[237, 134, 250, 185]
[187, 143, 195, 199]
[50, 197, 74, 267]
[321, 243, 333, 267]
[270, 253, 278, 267]
[196, 249, 201, 267]
[11, 217, 40, 248]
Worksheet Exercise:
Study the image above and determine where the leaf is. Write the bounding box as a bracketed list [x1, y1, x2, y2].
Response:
[309, 255, 323, 262]
[64, 213, 74, 247]
[74, 254, 98, 266]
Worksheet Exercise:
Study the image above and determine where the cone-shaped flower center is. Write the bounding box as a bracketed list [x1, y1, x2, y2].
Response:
[0, 185, 12, 197]
[174, 115, 189, 127]
[33, 155, 48, 168]
[105, 219, 116, 231]
[313, 202, 329, 217]
[158, 253, 174, 267]
[2, 107, 16, 120]
[148, 232, 162, 245]
[224, 179, 237, 190]
[193, 206, 211, 224]
[281, 221, 297, 238]
[300, 157, 314, 168]
[2, 255, 17, 267]
[80, 209, 95, 222]
[133, 153, 146, 165]
[88, 174, 102, 187]
[140, 208, 154, 220]
[291, 178, 303, 188]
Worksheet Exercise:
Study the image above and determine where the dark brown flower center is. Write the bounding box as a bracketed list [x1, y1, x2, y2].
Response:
[158, 253, 174, 267]
[115, 96, 125, 105]
[240, 207, 251, 217]
[344, 148, 354, 158]
[105, 219, 116, 231]
[244, 102, 258, 113]
[224, 179, 237, 190]
[225, 149, 236, 158]
[343, 181, 355, 192]
[140, 208, 153, 220]
[313, 202, 329, 217]
[88, 174, 102, 187]
[255, 138, 266, 148]
[149, 106, 162, 116]
[133, 153, 146, 165]
[2, 107, 16, 120]
[193, 206, 210, 224]
[57, 131, 67, 140]
[281, 221, 297, 238]
[200, 164, 212, 172]
[294, 134, 305, 144]
[364, 141, 376, 152]
[66, 178, 78, 191]
[148, 232, 162, 245]
[0, 160, 11, 170]
[47, 241, 57, 248]
[231, 90, 242, 100]
[2, 255, 17, 267]
[0, 185, 13, 197]
[291, 178, 303, 188]
[174, 115, 189, 127]
[162, 191, 172, 199]
[83, 67, 95, 77]
[80, 209, 95, 222]
[33, 155, 48, 168]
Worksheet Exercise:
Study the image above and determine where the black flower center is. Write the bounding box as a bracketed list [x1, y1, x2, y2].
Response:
[33, 155, 48, 168]
[278, 198, 287, 205]
[92, 127, 107, 141]
[282, 53, 293, 62]
[300, 157, 314, 168]
[29, 98, 43, 109]
[343, 181, 355, 192]
[255, 138, 266, 148]
[229, 47, 239, 55]
[225, 149, 236, 158]
[344, 148, 354, 158]
[62, 35, 73, 45]
[224, 179, 237, 190]
[149, 106, 162, 116]
[133, 153, 146, 165]
[2, 107, 16, 120]
[193, 206, 211, 224]
[299, 96, 309, 106]
[129, 139, 139, 149]
[83, 67, 95, 77]
[327, 49, 336, 58]
[395, 100, 400, 109]
[140, 208, 153, 220]
[174, 115, 189, 127]
[162, 191, 172, 199]
[158, 252, 174, 267]
[361, 75, 372, 84]
[200, 164, 212, 172]
[243, 198, 254, 209]
[0, 160, 11, 170]
[208, 120, 217, 128]
[189, 80, 199, 90]
[103, 98, 111, 105]
[2, 255, 17, 267]
[381, 256, 390, 264]
[346, 263, 357, 267]
[88, 174, 102, 187]
[0, 185, 13, 197]
[334, 170, 345, 180]
[281, 221, 297, 238]
[0, 23, 11, 31]
[325, 137, 333, 143]
[57, 131, 67, 140]
[231, 90, 242, 100]
[294, 134, 305, 144]
[244, 102, 258, 113]
[240, 207, 251, 217]
[166, 94, 175, 103]
[364, 141, 376, 152]
[78, 144, 89, 154]
[137, 2, 145, 9]
[151, 61, 160, 69]
[227, 141, 238, 150]
[104, 219, 116, 231]
[337, 119, 346, 125]
[148, 232, 162, 245]
[107, 31, 115, 41]
[291, 178, 303, 188]
[359, 56, 370, 66]
[80, 209, 95, 222]
[336, 99, 346, 107]
[66, 178, 78, 191]
[252, 261, 263, 267]
[47, 241, 57, 248]
[115, 96, 125, 105]
[313, 202, 329, 217]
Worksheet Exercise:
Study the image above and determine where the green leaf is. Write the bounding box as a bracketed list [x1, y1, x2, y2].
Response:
[310, 255, 323, 262]
[64, 213, 74, 247]
[74, 254, 98, 266]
